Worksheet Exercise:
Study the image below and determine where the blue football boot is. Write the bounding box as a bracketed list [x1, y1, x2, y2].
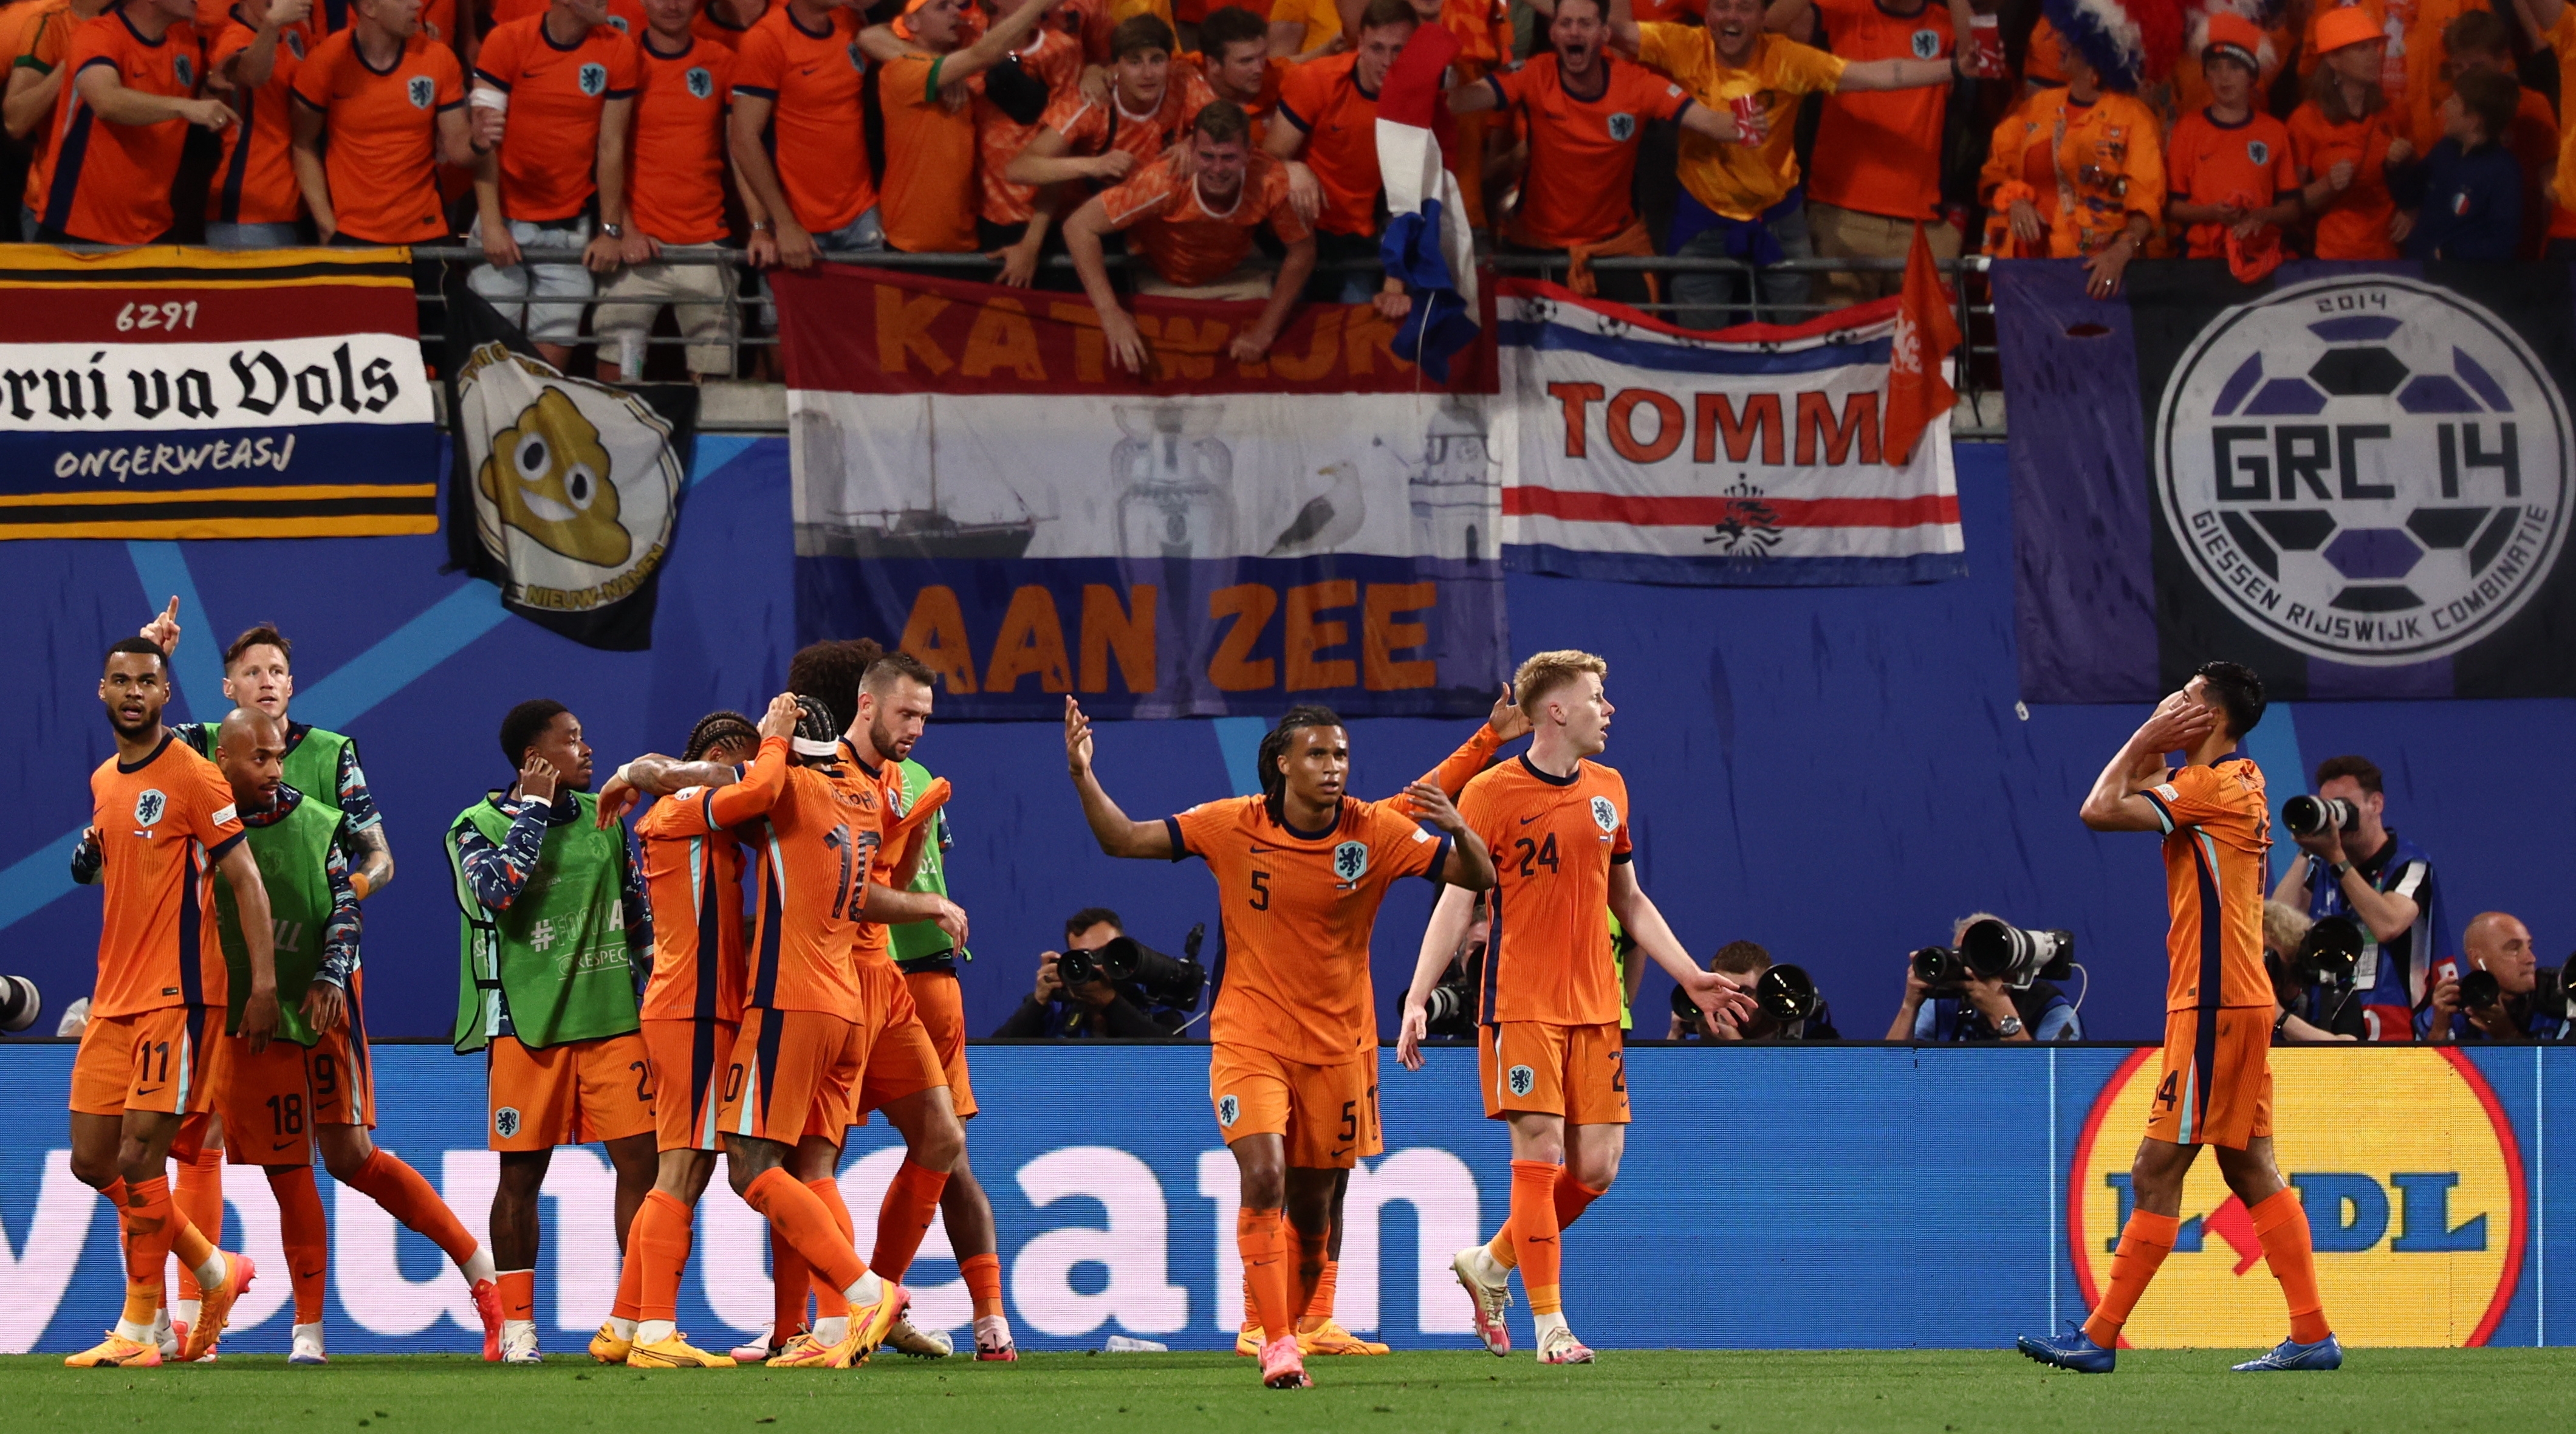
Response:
[2016, 1323, 2116, 1374]
[2231, 1334, 2343, 1372]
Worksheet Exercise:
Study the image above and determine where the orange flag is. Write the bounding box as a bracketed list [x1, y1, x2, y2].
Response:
[1883, 222, 1961, 465]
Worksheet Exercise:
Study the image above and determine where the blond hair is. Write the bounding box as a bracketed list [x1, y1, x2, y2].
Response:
[2263, 900, 2312, 957]
[1513, 649, 1608, 716]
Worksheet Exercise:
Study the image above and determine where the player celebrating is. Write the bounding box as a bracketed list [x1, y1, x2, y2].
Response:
[1397, 650, 1753, 1365]
[64, 638, 270, 1368]
[445, 699, 659, 1364]
[205, 707, 502, 1364]
[1065, 695, 1501, 1390]
[2020, 663, 2341, 1374]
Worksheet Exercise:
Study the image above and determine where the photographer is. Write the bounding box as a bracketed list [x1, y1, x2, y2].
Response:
[1413, 893, 1488, 1043]
[992, 908, 1194, 1039]
[2264, 901, 2358, 1043]
[2270, 755, 2445, 1040]
[2424, 912, 2567, 1044]
[1671, 941, 1840, 1040]
[1888, 913, 2083, 1042]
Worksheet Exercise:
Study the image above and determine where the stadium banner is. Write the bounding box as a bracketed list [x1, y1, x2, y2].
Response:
[0, 245, 441, 540]
[774, 266, 1507, 719]
[1997, 259, 2576, 703]
[0, 1043, 2564, 1355]
[1492, 280, 1967, 586]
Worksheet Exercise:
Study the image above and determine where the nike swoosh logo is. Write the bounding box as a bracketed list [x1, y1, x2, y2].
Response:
[1247, 845, 1276, 854]
[134, 1086, 163, 1096]
[271, 1139, 298, 1151]
[1518, 814, 1542, 825]
[1329, 1147, 1352, 1158]
[296, 1268, 324, 1280]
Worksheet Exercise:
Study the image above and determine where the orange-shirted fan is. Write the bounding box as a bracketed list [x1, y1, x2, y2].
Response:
[1095, 148, 1312, 285]
[289, 29, 464, 244]
[730, 2, 874, 233]
[41, 12, 206, 244]
[210, 15, 317, 227]
[625, 33, 735, 245]
[473, 15, 642, 222]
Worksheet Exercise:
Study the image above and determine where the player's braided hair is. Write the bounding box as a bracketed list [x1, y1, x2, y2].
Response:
[682, 710, 759, 762]
[1259, 704, 1346, 826]
[790, 695, 841, 763]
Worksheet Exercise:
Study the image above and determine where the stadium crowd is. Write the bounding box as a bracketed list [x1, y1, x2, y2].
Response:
[16, 0, 2576, 366]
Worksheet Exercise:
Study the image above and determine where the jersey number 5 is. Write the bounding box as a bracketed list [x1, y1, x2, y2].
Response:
[1249, 870, 1271, 911]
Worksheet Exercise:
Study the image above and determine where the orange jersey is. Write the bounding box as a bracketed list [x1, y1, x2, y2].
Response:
[1459, 755, 1633, 1027]
[742, 761, 881, 1021]
[730, 2, 873, 233]
[2165, 108, 2295, 259]
[1979, 87, 2164, 258]
[973, 21, 1080, 225]
[1172, 796, 1448, 1064]
[1275, 51, 1391, 237]
[1096, 147, 1310, 285]
[2140, 755, 2273, 1012]
[38, 10, 205, 244]
[1489, 52, 1688, 250]
[1804, 0, 1949, 222]
[473, 15, 640, 221]
[87, 735, 246, 1020]
[289, 29, 462, 242]
[826, 744, 906, 969]
[626, 31, 733, 244]
[2289, 99, 2403, 259]
[13, 0, 82, 219]
[208, 16, 312, 225]
[877, 52, 981, 253]
[633, 736, 793, 1024]
[1041, 66, 1215, 171]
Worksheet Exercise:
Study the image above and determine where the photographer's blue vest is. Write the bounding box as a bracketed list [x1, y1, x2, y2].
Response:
[2299, 831, 2444, 1024]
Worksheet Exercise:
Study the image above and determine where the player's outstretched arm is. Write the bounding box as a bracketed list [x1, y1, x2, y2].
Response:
[1404, 781, 1496, 891]
[1398, 882, 1479, 1069]
[597, 693, 796, 826]
[1064, 696, 1176, 859]
[1410, 685, 1524, 798]
[861, 884, 968, 947]
[1610, 863, 1755, 1026]
[217, 840, 281, 1052]
[2078, 690, 2211, 832]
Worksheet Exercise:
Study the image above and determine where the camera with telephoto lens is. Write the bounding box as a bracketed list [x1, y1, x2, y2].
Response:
[0, 975, 41, 1034]
[1671, 964, 1819, 1031]
[1959, 919, 2075, 990]
[2282, 794, 2360, 839]
[1056, 927, 1207, 1008]
[1911, 945, 1970, 990]
[2293, 915, 2364, 986]
[2458, 967, 2502, 1014]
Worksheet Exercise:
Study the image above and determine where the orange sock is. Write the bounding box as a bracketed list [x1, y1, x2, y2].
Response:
[1487, 1170, 1608, 1272]
[959, 1250, 1005, 1320]
[744, 1168, 867, 1300]
[1238, 1207, 1296, 1344]
[1302, 1258, 1338, 1324]
[119, 1175, 179, 1326]
[632, 1190, 693, 1325]
[2249, 1189, 2332, 1343]
[343, 1148, 479, 1268]
[268, 1166, 329, 1324]
[1289, 1222, 1329, 1320]
[869, 1158, 950, 1284]
[173, 1147, 223, 1302]
[2083, 1210, 2180, 1348]
[1239, 1265, 1259, 1333]
[804, 1176, 855, 1317]
[1507, 1161, 1563, 1315]
[612, 1219, 645, 1322]
[770, 1226, 810, 1336]
[499, 1269, 536, 1323]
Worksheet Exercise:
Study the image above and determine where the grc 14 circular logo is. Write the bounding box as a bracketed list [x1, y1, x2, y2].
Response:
[2154, 276, 2571, 665]
[2069, 1047, 2526, 1347]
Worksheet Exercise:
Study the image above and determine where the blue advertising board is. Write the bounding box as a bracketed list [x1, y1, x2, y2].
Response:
[0, 1043, 2566, 1354]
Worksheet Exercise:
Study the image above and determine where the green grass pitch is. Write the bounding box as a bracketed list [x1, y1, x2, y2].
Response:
[1, 1348, 2566, 1432]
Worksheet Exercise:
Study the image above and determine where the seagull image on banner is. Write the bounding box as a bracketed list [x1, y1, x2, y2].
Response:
[1267, 461, 1366, 555]
[1374, 21, 1478, 383]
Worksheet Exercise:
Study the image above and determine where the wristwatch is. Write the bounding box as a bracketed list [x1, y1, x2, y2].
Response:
[600, 222, 625, 240]
[1995, 1014, 2025, 1038]
[2329, 860, 2352, 881]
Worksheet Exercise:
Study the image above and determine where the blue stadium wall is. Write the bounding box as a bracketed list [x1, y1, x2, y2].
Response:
[2, 441, 2571, 1045]
[0, 1043, 2564, 1353]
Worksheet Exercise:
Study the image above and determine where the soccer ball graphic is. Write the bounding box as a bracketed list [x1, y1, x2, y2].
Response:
[2154, 276, 2571, 665]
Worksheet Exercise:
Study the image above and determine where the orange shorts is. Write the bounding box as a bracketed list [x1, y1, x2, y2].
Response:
[1479, 1021, 1630, 1124]
[486, 1031, 657, 1151]
[69, 1005, 216, 1117]
[851, 961, 947, 1127]
[720, 1007, 865, 1145]
[2146, 1006, 2273, 1149]
[643, 1016, 738, 1153]
[1208, 1043, 1379, 1169]
[902, 969, 976, 1120]
[215, 1018, 377, 1165]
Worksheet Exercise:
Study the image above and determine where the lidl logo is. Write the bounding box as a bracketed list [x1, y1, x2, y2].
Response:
[2071, 1046, 2524, 1347]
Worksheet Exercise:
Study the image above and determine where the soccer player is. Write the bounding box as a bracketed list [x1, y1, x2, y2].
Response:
[1064, 100, 1315, 373]
[469, 0, 639, 368]
[2018, 662, 2343, 1374]
[62, 638, 269, 1368]
[730, 0, 877, 269]
[445, 699, 659, 1364]
[32, 0, 237, 244]
[1264, 0, 1415, 306]
[1065, 696, 1503, 1390]
[599, 698, 795, 1367]
[205, 0, 314, 246]
[594, 0, 759, 383]
[289, 0, 478, 248]
[204, 707, 502, 1365]
[865, 0, 1061, 257]
[1396, 651, 1754, 1365]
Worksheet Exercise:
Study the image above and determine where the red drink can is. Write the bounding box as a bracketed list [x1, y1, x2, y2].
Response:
[1729, 93, 1763, 142]
[1970, 13, 2004, 77]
